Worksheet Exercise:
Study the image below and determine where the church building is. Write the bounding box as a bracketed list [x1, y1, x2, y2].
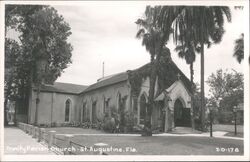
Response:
[28, 57, 193, 132]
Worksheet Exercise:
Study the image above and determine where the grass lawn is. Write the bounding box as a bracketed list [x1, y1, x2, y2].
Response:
[45, 127, 105, 134]
[44, 127, 244, 155]
[213, 124, 244, 137]
[69, 135, 243, 155]
[224, 132, 243, 138]
[42, 126, 244, 155]
[213, 124, 243, 133]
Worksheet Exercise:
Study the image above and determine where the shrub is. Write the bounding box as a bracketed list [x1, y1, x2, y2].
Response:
[216, 111, 234, 124]
[124, 111, 136, 132]
[133, 124, 143, 132]
[103, 117, 116, 133]
[51, 122, 56, 127]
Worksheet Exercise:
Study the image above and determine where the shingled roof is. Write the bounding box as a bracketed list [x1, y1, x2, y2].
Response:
[38, 82, 88, 94]
[36, 60, 191, 95]
[82, 72, 128, 93]
[81, 60, 191, 94]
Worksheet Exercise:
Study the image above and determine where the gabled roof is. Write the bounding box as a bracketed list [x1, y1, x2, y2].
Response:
[155, 80, 191, 101]
[37, 82, 88, 95]
[130, 60, 192, 93]
[37, 60, 191, 95]
[82, 72, 128, 93]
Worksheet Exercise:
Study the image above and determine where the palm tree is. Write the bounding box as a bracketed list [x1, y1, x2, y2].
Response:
[137, 6, 231, 132]
[233, 33, 244, 63]
[175, 42, 196, 128]
[135, 6, 164, 136]
[172, 6, 231, 131]
[136, 6, 184, 136]
[157, 6, 231, 131]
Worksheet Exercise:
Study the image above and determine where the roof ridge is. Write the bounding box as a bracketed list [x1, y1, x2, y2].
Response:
[83, 71, 129, 93]
[54, 82, 88, 86]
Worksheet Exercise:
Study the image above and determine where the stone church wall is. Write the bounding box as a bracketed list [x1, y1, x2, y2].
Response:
[80, 81, 131, 123]
[28, 89, 79, 125]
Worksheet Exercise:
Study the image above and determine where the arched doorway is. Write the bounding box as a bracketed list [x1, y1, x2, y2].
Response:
[174, 98, 191, 127]
[139, 94, 147, 125]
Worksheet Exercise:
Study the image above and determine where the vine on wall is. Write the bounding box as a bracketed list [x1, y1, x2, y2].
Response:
[128, 51, 187, 99]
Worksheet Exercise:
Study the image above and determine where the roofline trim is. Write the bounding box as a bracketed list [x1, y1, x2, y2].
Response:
[80, 79, 128, 94]
[33, 89, 80, 95]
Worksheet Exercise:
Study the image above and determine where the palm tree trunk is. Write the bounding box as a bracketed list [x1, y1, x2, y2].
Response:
[143, 55, 157, 136]
[200, 43, 205, 131]
[145, 61, 157, 136]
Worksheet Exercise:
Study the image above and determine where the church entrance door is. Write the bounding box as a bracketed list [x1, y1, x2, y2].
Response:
[174, 99, 191, 127]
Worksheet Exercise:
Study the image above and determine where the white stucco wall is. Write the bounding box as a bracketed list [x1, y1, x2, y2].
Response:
[167, 80, 191, 110]
[28, 89, 79, 125]
[80, 81, 131, 123]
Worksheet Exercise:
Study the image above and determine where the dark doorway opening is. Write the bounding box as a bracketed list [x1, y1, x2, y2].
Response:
[174, 99, 191, 127]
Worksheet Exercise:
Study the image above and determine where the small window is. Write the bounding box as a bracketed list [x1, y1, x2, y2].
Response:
[104, 98, 110, 114]
[65, 99, 71, 122]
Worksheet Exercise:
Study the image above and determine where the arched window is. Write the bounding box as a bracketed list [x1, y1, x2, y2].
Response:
[139, 94, 147, 125]
[92, 101, 97, 123]
[82, 102, 86, 122]
[117, 93, 121, 113]
[65, 99, 71, 122]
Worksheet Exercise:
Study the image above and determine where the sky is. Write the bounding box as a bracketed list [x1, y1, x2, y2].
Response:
[12, 3, 246, 97]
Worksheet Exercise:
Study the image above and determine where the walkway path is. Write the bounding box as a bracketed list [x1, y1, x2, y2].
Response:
[4, 127, 55, 155]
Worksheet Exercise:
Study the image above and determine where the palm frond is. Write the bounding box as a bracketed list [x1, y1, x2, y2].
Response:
[136, 28, 145, 39]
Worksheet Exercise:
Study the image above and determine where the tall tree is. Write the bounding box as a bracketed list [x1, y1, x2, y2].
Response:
[136, 6, 184, 135]
[233, 33, 244, 63]
[5, 5, 73, 125]
[174, 41, 197, 128]
[4, 39, 22, 126]
[163, 6, 232, 131]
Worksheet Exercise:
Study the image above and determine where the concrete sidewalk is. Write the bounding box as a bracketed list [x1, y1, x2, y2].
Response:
[4, 127, 55, 155]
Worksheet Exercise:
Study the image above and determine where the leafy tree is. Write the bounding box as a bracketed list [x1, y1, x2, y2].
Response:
[4, 39, 23, 125]
[233, 33, 244, 64]
[206, 69, 243, 108]
[4, 5, 73, 125]
[206, 69, 243, 123]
